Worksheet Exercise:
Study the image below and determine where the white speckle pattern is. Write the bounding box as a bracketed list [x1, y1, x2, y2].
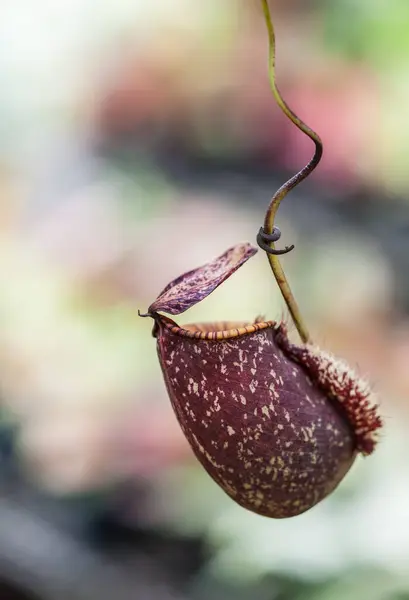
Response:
[156, 318, 359, 518]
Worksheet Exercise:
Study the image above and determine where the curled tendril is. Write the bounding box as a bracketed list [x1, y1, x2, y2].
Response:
[259, 0, 323, 344]
[257, 226, 294, 256]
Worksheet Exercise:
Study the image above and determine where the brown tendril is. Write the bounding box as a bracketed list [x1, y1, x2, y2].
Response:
[259, 0, 323, 343]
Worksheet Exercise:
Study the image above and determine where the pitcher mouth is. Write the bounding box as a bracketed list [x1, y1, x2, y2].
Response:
[157, 314, 276, 341]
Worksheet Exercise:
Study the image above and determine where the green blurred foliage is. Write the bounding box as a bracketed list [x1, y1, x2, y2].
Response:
[324, 0, 409, 67]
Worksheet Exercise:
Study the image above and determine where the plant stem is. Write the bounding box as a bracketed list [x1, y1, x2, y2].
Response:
[261, 0, 323, 344]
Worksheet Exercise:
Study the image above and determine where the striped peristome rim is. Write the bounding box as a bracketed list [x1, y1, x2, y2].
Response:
[157, 314, 276, 341]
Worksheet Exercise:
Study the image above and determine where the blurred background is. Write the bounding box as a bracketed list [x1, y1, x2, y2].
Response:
[0, 0, 409, 599]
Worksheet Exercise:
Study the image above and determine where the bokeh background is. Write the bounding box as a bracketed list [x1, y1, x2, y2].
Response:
[1, 1, 409, 599]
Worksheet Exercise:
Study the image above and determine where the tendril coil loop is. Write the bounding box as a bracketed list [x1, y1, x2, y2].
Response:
[256, 226, 295, 256]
